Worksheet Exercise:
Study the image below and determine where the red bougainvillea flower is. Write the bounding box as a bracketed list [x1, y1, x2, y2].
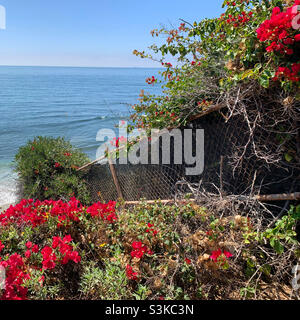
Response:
[25, 250, 31, 259]
[210, 249, 222, 262]
[273, 63, 300, 82]
[0, 240, 4, 252]
[146, 76, 156, 85]
[39, 276, 45, 286]
[224, 251, 233, 258]
[126, 265, 138, 281]
[25, 241, 33, 249]
[210, 249, 233, 262]
[32, 245, 39, 253]
[164, 62, 173, 68]
[185, 258, 192, 265]
[41, 246, 57, 270]
[256, 2, 300, 64]
[0, 198, 87, 228]
[49, 235, 81, 265]
[145, 223, 159, 236]
[0, 253, 30, 300]
[132, 241, 143, 250]
[52, 236, 62, 249]
[86, 201, 117, 222]
[63, 235, 73, 243]
[54, 163, 61, 168]
[131, 241, 151, 259]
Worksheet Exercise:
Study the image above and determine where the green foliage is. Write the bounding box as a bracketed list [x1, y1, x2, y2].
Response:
[1, 198, 299, 300]
[132, 284, 151, 300]
[131, 0, 299, 131]
[15, 136, 91, 204]
[259, 205, 300, 254]
[79, 259, 131, 300]
[240, 286, 256, 299]
[24, 269, 61, 300]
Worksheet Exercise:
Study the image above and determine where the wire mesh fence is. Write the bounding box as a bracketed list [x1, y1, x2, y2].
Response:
[83, 109, 300, 203]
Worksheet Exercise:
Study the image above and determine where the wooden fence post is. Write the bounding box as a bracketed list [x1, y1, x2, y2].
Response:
[107, 148, 124, 201]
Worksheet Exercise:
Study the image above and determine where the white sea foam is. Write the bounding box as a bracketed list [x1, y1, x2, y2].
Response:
[0, 168, 18, 208]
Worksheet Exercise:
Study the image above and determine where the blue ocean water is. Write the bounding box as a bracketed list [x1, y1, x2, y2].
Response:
[0, 66, 162, 206]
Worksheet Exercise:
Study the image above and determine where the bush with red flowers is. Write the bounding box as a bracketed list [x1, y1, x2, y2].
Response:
[0, 198, 299, 300]
[0, 197, 117, 300]
[131, 0, 299, 131]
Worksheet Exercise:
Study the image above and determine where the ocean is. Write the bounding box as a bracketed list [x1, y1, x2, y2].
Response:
[0, 66, 162, 207]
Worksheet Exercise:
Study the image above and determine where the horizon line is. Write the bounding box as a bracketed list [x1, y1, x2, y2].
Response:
[0, 64, 162, 69]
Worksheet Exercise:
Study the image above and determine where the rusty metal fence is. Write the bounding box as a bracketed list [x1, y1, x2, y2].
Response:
[82, 110, 300, 203]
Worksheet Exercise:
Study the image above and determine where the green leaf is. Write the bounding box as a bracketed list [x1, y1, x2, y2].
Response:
[241, 69, 254, 80]
[284, 153, 293, 162]
[273, 240, 284, 254]
[259, 74, 269, 88]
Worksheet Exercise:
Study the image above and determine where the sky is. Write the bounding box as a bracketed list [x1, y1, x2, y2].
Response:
[0, 0, 224, 68]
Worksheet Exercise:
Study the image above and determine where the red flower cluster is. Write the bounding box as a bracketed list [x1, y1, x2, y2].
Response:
[154, 110, 178, 122]
[0, 235, 81, 300]
[125, 241, 154, 280]
[167, 29, 178, 44]
[257, 3, 300, 56]
[49, 197, 83, 227]
[126, 265, 138, 281]
[191, 61, 201, 67]
[41, 235, 81, 270]
[54, 162, 61, 168]
[24, 241, 39, 259]
[226, 11, 253, 27]
[145, 223, 158, 236]
[0, 198, 84, 228]
[41, 246, 57, 270]
[0, 253, 30, 300]
[52, 235, 81, 265]
[146, 76, 156, 84]
[210, 249, 233, 263]
[130, 241, 153, 259]
[178, 23, 186, 31]
[273, 63, 300, 82]
[86, 201, 117, 223]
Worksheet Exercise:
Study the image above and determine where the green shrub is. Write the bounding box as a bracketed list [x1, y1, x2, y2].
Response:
[14, 136, 91, 204]
[79, 256, 132, 300]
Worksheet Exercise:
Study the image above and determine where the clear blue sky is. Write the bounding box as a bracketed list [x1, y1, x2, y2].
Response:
[0, 0, 224, 67]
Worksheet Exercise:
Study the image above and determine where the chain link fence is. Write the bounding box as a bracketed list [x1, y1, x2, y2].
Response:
[83, 109, 300, 203]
